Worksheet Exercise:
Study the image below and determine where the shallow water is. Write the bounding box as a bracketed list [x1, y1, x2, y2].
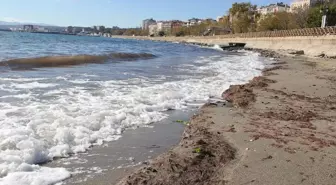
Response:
[0, 31, 266, 185]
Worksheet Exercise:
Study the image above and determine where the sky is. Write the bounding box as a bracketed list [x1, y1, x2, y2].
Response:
[0, 0, 292, 28]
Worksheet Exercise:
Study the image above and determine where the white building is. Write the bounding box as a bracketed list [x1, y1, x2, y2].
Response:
[157, 21, 163, 31]
[156, 21, 173, 33]
[148, 24, 158, 36]
[36, 27, 49, 32]
[188, 18, 203, 26]
[290, 0, 318, 10]
[258, 2, 290, 15]
[142, 18, 156, 30]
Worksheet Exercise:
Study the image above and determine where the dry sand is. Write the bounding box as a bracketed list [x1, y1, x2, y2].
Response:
[116, 52, 336, 185]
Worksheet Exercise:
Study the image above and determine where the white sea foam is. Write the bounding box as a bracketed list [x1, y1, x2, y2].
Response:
[0, 78, 46, 82]
[0, 51, 265, 185]
[211, 44, 224, 51]
[69, 79, 91, 84]
[0, 93, 32, 99]
[10, 82, 58, 89]
[0, 167, 70, 185]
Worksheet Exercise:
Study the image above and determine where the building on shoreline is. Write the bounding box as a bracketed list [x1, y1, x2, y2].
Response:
[17, 25, 50, 33]
[217, 15, 230, 24]
[161, 21, 172, 33]
[258, 2, 290, 15]
[156, 21, 172, 34]
[186, 18, 204, 27]
[171, 20, 184, 33]
[142, 18, 156, 30]
[204, 18, 217, 24]
[290, 0, 318, 10]
[23, 25, 34, 32]
[149, 20, 185, 36]
[148, 24, 158, 36]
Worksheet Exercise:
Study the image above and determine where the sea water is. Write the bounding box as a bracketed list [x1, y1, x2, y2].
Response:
[0, 31, 265, 185]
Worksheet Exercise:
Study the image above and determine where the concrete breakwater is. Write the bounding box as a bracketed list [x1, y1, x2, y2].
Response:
[116, 35, 336, 57]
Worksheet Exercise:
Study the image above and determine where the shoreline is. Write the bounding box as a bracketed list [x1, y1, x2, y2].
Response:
[28, 36, 336, 184]
[115, 50, 282, 185]
[49, 42, 269, 185]
[0, 36, 267, 185]
[113, 45, 336, 184]
[113, 35, 336, 58]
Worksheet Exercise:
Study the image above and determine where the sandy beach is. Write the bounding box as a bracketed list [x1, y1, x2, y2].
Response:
[111, 49, 336, 185]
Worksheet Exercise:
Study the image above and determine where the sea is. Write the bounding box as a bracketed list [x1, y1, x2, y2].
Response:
[0, 31, 267, 185]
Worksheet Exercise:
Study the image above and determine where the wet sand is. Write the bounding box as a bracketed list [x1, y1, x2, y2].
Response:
[116, 52, 336, 185]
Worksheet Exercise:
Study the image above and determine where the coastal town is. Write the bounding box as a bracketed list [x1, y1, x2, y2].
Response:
[143, 0, 334, 36]
[1, 0, 334, 38]
[142, 2, 290, 36]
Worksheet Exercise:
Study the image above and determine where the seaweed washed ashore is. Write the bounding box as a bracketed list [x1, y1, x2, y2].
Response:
[116, 51, 336, 185]
[0, 52, 156, 70]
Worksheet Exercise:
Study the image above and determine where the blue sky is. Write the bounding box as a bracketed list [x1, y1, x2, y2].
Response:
[0, 0, 292, 28]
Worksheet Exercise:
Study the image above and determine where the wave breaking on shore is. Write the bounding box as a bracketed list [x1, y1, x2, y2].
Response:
[0, 50, 265, 185]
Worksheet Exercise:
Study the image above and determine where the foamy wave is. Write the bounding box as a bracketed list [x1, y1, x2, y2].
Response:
[10, 82, 58, 89]
[0, 94, 32, 99]
[0, 50, 265, 185]
[0, 167, 70, 185]
[0, 78, 46, 82]
[211, 44, 224, 51]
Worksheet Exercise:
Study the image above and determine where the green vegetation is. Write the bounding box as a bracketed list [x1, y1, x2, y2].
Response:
[194, 147, 202, 154]
[230, 3, 259, 33]
[175, 120, 190, 125]
[175, 30, 185, 37]
[121, 28, 148, 36]
[307, 6, 323, 27]
[169, 1, 336, 36]
[158, 31, 165, 37]
[257, 12, 299, 31]
[307, 3, 336, 27]
[67, 1, 336, 36]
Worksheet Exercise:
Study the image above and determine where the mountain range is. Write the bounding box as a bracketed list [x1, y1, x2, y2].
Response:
[0, 20, 54, 26]
[0, 21, 65, 31]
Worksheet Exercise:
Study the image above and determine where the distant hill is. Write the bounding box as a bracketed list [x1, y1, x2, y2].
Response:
[0, 21, 65, 32]
[0, 21, 18, 25]
[0, 21, 56, 26]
